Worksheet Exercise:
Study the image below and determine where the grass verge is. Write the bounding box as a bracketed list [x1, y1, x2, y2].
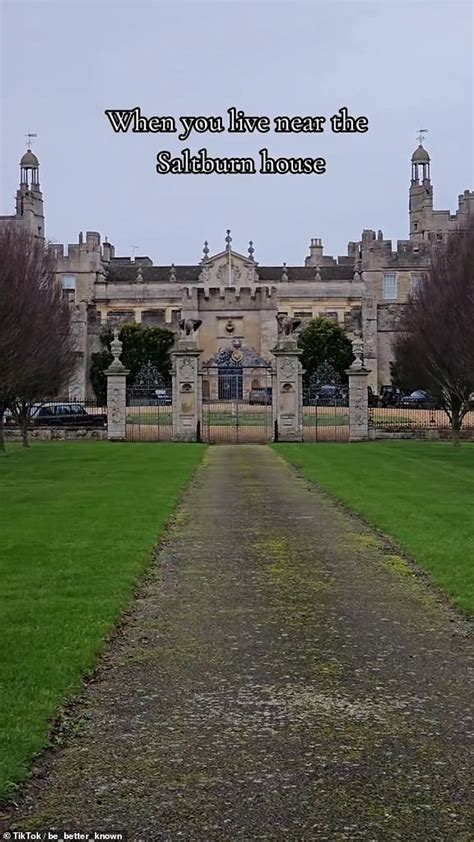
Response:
[274, 441, 474, 615]
[0, 441, 206, 801]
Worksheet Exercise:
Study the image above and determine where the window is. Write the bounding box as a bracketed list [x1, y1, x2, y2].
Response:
[62, 274, 76, 290]
[324, 311, 339, 322]
[383, 273, 398, 300]
[294, 311, 312, 319]
[411, 273, 424, 295]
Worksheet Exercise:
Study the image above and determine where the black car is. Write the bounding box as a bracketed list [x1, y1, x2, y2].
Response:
[380, 386, 405, 408]
[31, 403, 107, 427]
[367, 386, 379, 407]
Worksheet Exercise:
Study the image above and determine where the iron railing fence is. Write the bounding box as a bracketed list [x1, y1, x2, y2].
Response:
[303, 403, 350, 442]
[126, 387, 173, 441]
[369, 405, 474, 432]
[302, 382, 350, 442]
[302, 366, 349, 442]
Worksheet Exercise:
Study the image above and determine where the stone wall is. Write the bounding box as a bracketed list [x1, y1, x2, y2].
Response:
[369, 428, 474, 441]
[4, 428, 107, 441]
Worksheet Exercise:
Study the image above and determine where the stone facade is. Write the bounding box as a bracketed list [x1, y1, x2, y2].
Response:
[2, 142, 472, 399]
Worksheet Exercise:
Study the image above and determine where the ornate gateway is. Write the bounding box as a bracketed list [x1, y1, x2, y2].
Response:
[126, 361, 172, 441]
[201, 342, 273, 443]
[303, 363, 349, 442]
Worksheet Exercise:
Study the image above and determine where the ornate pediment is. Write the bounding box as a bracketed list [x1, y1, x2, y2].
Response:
[202, 340, 271, 368]
[199, 249, 259, 286]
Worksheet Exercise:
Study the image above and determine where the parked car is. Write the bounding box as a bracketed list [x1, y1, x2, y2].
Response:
[367, 386, 379, 407]
[249, 387, 272, 405]
[379, 385, 405, 407]
[399, 390, 437, 410]
[2, 408, 15, 427]
[154, 388, 172, 406]
[30, 403, 107, 427]
[316, 385, 348, 406]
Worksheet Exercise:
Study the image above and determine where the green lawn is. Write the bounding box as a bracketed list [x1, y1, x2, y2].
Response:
[275, 442, 474, 615]
[0, 442, 206, 801]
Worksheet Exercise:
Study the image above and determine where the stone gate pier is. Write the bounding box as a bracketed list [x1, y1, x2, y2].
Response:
[171, 319, 203, 442]
[271, 316, 304, 442]
[106, 329, 129, 441]
[346, 334, 371, 442]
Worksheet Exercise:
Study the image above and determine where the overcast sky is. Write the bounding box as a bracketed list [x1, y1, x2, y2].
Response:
[1, 0, 472, 265]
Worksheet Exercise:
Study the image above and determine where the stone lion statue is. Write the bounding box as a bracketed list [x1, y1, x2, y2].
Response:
[276, 313, 302, 336]
[179, 318, 203, 337]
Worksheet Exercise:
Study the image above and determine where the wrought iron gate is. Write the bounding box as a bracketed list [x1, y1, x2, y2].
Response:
[126, 362, 172, 441]
[201, 364, 273, 443]
[303, 364, 349, 442]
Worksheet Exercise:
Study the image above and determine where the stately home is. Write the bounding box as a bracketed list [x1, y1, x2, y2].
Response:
[1, 142, 472, 399]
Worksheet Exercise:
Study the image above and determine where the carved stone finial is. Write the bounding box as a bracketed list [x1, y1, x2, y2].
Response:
[109, 328, 124, 368]
[281, 262, 289, 282]
[225, 229, 232, 251]
[350, 333, 364, 370]
[248, 240, 255, 261]
[169, 262, 177, 282]
[136, 265, 144, 283]
[315, 264, 322, 281]
[202, 240, 209, 259]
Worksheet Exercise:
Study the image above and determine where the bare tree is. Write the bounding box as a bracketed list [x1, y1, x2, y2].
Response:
[393, 220, 474, 445]
[0, 225, 75, 449]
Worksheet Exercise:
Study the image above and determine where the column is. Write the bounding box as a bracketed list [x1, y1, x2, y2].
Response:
[271, 335, 303, 442]
[106, 330, 130, 441]
[346, 334, 371, 442]
[171, 336, 202, 442]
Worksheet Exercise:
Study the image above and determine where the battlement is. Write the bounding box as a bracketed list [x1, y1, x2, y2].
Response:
[457, 189, 474, 209]
[49, 231, 116, 264]
[182, 285, 278, 309]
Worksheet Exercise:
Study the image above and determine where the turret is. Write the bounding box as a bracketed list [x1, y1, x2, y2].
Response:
[15, 147, 44, 238]
[409, 139, 433, 242]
